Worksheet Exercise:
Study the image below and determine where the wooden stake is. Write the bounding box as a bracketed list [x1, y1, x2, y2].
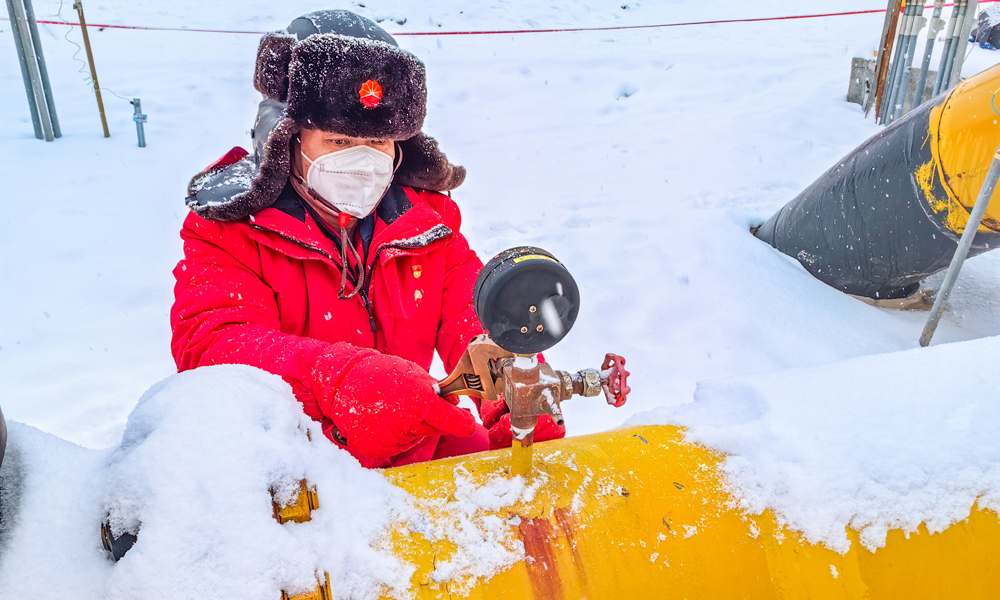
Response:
[870, 0, 904, 118]
[73, 1, 109, 137]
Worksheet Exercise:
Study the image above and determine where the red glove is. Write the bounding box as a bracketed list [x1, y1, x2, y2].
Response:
[328, 353, 477, 458]
[476, 396, 567, 450]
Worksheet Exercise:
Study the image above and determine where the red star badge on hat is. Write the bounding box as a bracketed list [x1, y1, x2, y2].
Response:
[359, 80, 383, 108]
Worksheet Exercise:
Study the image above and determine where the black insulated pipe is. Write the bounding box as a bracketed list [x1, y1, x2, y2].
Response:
[754, 94, 1000, 300]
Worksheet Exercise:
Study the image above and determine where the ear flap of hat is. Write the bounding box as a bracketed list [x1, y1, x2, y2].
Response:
[254, 32, 297, 102]
[395, 133, 467, 192]
[186, 117, 300, 221]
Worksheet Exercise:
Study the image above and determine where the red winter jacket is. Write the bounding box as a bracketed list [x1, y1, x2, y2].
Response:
[171, 184, 485, 467]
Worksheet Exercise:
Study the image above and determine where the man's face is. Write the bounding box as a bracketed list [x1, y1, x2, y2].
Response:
[298, 128, 395, 165]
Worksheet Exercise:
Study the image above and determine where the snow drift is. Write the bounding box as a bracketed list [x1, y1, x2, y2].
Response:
[629, 335, 1000, 553]
[0, 365, 542, 599]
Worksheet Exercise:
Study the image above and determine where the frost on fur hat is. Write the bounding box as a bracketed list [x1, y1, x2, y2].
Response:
[255, 31, 426, 140]
[186, 10, 466, 222]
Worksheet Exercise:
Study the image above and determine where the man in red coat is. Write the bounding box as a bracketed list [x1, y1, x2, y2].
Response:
[171, 11, 564, 468]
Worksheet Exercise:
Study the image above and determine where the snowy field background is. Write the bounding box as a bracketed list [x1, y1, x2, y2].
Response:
[7, 0, 1000, 447]
[3, 0, 1000, 596]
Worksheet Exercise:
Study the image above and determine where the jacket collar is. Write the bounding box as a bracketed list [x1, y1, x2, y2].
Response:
[247, 182, 453, 266]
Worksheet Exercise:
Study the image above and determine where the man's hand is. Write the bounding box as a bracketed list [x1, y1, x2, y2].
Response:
[331, 353, 477, 457]
[477, 396, 566, 450]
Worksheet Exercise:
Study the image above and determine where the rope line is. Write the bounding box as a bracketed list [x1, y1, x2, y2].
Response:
[1, 1, 996, 37]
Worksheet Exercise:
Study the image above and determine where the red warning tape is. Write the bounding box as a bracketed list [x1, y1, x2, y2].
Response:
[2, 1, 998, 38]
[397, 10, 889, 36]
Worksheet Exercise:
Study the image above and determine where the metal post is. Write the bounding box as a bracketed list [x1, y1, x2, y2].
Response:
[884, 2, 917, 123]
[892, 2, 927, 122]
[131, 99, 147, 147]
[73, 1, 110, 138]
[913, 0, 945, 109]
[939, 1, 968, 94]
[22, 0, 60, 138]
[8, 0, 53, 141]
[919, 140, 1000, 347]
[5, 0, 42, 138]
[879, 2, 909, 123]
[949, 0, 979, 89]
[879, 2, 910, 123]
[871, 0, 905, 118]
[933, 0, 961, 96]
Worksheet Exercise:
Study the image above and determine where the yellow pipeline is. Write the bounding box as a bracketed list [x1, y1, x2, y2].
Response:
[381, 425, 1000, 599]
[922, 62, 1000, 234]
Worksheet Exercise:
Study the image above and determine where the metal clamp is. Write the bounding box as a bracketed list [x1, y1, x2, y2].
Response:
[131, 98, 147, 147]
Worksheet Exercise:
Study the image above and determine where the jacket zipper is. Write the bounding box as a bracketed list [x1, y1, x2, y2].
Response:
[359, 227, 453, 340]
[359, 243, 395, 340]
[252, 223, 451, 345]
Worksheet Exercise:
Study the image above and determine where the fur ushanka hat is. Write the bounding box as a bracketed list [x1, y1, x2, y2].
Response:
[186, 10, 466, 221]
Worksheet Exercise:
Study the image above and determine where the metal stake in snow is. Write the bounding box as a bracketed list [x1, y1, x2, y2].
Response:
[868, 0, 904, 117]
[5, 0, 60, 141]
[74, 0, 110, 138]
[914, 0, 946, 110]
[949, 0, 980, 90]
[920, 139, 1000, 347]
[131, 98, 147, 147]
[937, 0, 969, 96]
[933, 0, 963, 96]
[880, 1, 916, 124]
[891, 1, 927, 123]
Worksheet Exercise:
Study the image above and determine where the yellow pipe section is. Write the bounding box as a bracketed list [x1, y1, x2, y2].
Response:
[381, 425, 1000, 599]
[922, 62, 1000, 234]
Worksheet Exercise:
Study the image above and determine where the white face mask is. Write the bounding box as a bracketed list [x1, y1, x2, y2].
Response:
[302, 144, 395, 219]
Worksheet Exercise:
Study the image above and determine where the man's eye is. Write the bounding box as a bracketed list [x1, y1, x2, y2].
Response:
[372, 140, 387, 145]
[334, 139, 351, 145]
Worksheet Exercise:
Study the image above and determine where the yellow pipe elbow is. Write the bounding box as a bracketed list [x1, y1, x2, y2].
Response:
[926, 63, 1000, 234]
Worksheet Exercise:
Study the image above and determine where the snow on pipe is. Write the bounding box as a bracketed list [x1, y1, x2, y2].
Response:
[381, 425, 1000, 599]
[755, 61, 1000, 300]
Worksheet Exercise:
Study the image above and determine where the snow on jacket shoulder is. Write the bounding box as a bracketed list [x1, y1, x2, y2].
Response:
[170, 184, 484, 466]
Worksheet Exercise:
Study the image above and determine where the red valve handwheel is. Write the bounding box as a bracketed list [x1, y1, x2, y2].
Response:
[601, 354, 630, 407]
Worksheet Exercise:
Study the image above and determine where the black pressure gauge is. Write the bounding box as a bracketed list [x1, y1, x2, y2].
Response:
[473, 247, 580, 354]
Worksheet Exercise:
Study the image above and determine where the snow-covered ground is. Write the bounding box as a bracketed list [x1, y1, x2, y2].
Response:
[3, 0, 1000, 596]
